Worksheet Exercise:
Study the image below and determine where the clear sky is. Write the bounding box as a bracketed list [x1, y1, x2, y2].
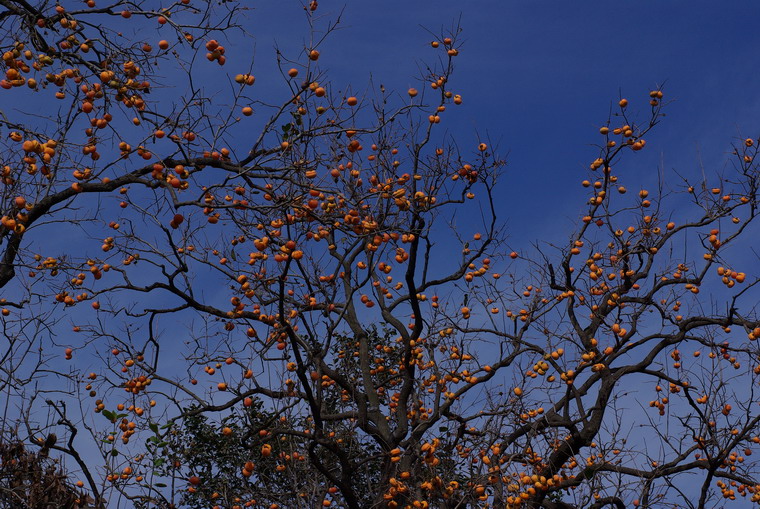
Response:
[9, 0, 760, 417]
[235, 1, 760, 242]
[10, 1, 760, 256]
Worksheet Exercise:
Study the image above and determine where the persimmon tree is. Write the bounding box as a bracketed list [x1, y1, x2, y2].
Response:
[0, 438, 92, 508]
[2, 1, 760, 509]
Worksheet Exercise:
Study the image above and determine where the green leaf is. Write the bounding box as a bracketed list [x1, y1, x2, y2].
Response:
[111, 449, 119, 457]
[153, 458, 165, 467]
[102, 409, 115, 421]
[154, 482, 167, 488]
[149, 422, 159, 434]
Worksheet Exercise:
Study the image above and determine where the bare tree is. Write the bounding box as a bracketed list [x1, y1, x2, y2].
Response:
[1, 2, 760, 508]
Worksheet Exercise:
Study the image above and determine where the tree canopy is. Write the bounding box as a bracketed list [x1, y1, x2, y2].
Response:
[1, 1, 760, 508]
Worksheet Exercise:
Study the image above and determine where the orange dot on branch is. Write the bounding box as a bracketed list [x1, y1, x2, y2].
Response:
[407, 88, 418, 97]
[242, 106, 253, 116]
[346, 96, 358, 106]
[287, 68, 298, 77]
[619, 98, 628, 108]
[309, 49, 320, 60]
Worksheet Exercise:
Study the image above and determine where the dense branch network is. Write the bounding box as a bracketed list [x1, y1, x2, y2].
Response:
[0, 2, 760, 509]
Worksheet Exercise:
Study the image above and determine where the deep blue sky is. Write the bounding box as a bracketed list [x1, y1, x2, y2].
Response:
[11, 1, 758, 256]
[13, 0, 756, 344]
[7, 1, 757, 340]
[238, 1, 760, 241]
